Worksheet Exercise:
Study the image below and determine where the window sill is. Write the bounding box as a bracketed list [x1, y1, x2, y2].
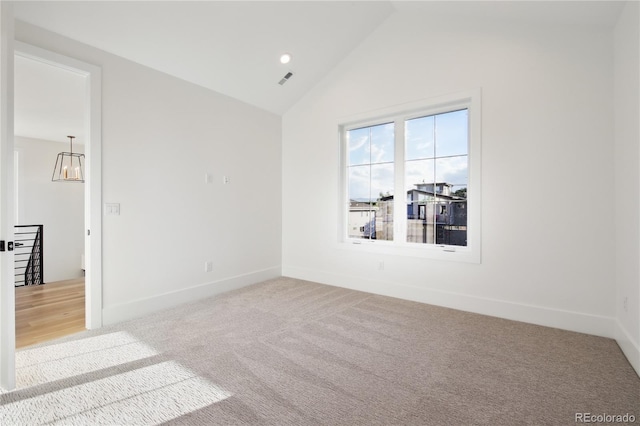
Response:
[338, 239, 481, 264]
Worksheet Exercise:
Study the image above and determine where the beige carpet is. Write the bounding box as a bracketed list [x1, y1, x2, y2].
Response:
[1, 277, 638, 425]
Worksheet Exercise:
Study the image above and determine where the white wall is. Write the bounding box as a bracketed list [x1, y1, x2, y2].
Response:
[614, 1, 640, 374]
[283, 8, 617, 337]
[15, 136, 84, 283]
[15, 21, 282, 324]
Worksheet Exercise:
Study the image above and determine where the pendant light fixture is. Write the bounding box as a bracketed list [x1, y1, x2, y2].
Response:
[52, 135, 85, 182]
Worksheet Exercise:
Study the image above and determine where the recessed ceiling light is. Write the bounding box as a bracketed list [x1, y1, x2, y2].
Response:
[280, 53, 292, 64]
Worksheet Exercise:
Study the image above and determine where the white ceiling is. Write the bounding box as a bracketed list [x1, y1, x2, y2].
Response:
[15, 55, 86, 143]
[12, 1, 626, 143]
[14, 1, 395, 115]
[392, 1, 625, 28]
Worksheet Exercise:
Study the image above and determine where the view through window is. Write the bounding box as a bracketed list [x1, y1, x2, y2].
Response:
[346, 122, 395, 241]
[345, 106, 470, 248]
[405, 109, 468, 246]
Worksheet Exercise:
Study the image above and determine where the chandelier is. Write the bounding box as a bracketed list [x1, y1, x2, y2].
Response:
[52, 136, 85, 182]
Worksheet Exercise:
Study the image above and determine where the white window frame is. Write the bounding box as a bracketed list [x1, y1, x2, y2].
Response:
[338, 89, 481, 263]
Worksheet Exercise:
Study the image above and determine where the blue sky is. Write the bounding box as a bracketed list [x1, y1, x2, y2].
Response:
[348, 123, 394, 201]
[348, 109, 468, 202]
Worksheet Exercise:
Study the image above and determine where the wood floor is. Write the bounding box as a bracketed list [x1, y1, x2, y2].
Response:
[15, 277, 86, 349]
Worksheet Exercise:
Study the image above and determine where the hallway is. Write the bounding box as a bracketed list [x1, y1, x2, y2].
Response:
[15, 278, 85, 348]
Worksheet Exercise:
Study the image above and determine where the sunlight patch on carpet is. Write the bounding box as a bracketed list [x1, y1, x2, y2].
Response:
[1, 361, 232, 425]
[15, 332, 159, 388]
[16, 332, 143, 368]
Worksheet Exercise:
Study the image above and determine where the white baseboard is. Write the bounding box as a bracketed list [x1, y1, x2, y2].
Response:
[282, 266, 615, 339]
[102, 266, 281, 326]
[615, 320, 640, 377]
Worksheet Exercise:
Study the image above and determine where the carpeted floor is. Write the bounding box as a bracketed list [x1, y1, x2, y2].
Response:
[1, 277, 639, 425]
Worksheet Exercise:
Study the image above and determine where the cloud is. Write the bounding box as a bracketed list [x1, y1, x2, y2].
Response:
[405, 155, 467, 191]
[348, 163, 394, 201]
[348, 123, 394, 166]
[348, 133, 368, 153]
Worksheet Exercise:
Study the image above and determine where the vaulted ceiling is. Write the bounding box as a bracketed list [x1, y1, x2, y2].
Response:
[14, 1, 395, 116]
[13, 1, 626, 142]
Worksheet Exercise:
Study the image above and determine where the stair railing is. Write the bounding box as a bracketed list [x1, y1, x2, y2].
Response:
[14, 224, 44, 286]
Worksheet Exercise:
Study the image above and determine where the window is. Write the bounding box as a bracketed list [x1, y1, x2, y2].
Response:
[405, 109, 468, 246]
[346, 122, 394, 241]
[340, 90, 481, 263]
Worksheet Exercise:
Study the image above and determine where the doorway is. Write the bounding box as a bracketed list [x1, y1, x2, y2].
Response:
[12, 43, 102, 347]
[14, 52, 87, 347]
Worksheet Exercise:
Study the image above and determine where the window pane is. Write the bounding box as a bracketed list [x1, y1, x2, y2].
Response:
[407, 202, 436, 244]
[370, 123, 394, 164]
[371, 163, 394, 200]
[348, 165, 373, 240]
[371, 163, 393, 241]
[434, 156, 468, 190]
[375, 197, 394, 241]
[450, 184, 467, 200]
[348, 123, 394, 166]
[405, 110, 469, 247]
[405, 159, 435, 192]
[348, 200, 374, 239]
[348, 165, 370, 202]
[407, 199, 467, 246]
[346, 122, 395, 242]
[347, 127, 370, 166]
[405, 115, 434, 161]
[435, 109, 468, 158]
[433, 199, 467, 246]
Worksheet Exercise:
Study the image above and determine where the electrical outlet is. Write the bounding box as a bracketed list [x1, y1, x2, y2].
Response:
[223, 176, 230, 184]
[205, 261, 213, 273]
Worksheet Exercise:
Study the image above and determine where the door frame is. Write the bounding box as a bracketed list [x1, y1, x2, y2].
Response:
[0, 36, 102, 390]
[0, 1, 16, 391]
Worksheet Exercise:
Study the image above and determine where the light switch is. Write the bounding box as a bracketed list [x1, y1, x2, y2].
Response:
[205, 173, 214, 184]
[105, 203, 120, 216]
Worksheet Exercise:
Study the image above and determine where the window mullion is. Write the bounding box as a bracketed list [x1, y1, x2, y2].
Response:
[394, 118, 405, 243]
[368, 128, 373, 240]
